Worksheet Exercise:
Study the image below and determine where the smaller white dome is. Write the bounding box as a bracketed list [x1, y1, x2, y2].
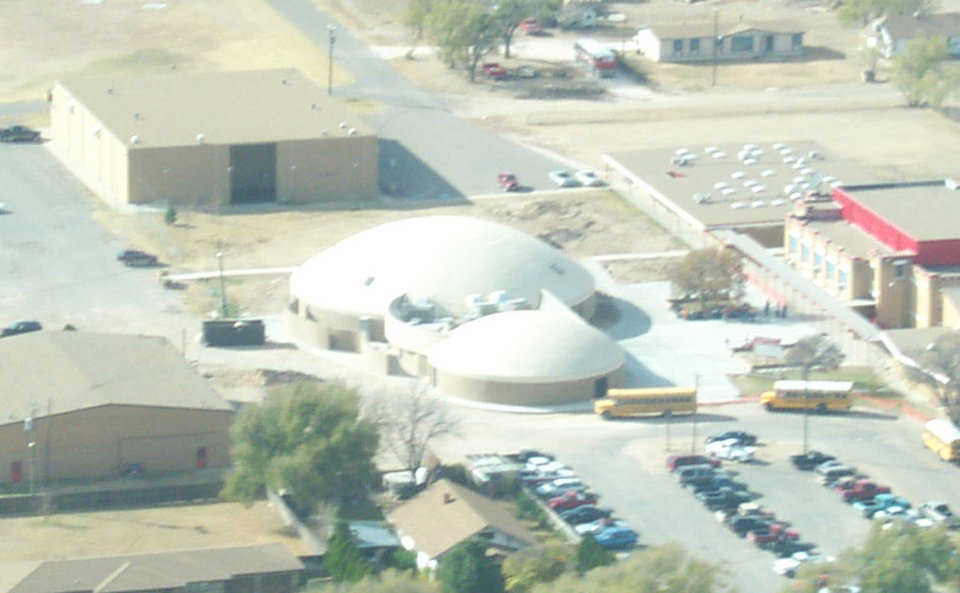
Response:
[427, 310, 624, 383]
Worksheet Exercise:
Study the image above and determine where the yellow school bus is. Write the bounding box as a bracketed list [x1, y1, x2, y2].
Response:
[923, 419, 960, 462]
[594, 387, 697, 420]
[760, 380, 853, 412]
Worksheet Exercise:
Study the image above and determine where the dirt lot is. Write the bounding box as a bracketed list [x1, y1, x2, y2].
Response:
[0, 0, 351, 117]
[96, 190, 680, 315]
[0, 501, 309, 560]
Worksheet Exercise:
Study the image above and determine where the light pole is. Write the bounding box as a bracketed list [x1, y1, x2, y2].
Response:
[711, 9, 719, 87]
[802, 363, 811, 455]
[216, 250, 228, 318]
[28, 441, 36, 495]
[289, 164, 297, 202]
[327, 25, 337, 96]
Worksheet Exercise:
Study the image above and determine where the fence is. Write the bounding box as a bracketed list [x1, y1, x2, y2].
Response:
[0, 481, 223, 516]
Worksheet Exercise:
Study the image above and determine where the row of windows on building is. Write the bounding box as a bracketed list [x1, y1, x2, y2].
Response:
[788, 235, 849, 291]
[671, 34, 803, 56]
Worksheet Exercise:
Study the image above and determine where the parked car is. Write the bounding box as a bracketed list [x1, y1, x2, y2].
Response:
[0, 124, 40, 143]
[559, 505, 611, 525]
[773, 557, 802, 577]
[498, 172, 519, 192]
[574, 170, 603, 186]
[841, 481, 890, 503]
[515, 449, 554, 463]
[117, 249, 158, 267]
[698, 488, 752, 511]
[548, 490, 597, 511]
[814, 460, 848, 473]
[520, 468, 575, 485]
[518, 17, 542, 34]
[574, 517, 628, 536]
[918, 501, 960, 528]
[1, 320, 42, 337]
[666, 454, 721, 472]
[677, 465, 729, 486]
[594, 526, 638, 549]
[816, 466, 857, 486]
[747, 528, 784, 546]
[482, 62, 508, 80]
[829, 476, 860, 493]
[790, 450, 836, 470]
[705, 439, 757, 463]
[706, 431, 758, 446]
[730, 516, 774, 537]
[535, 477, 584, 497]
[548, 170, 578, 187]
[771, 539, 817, 558]
[689, 477, 747, 495]
[853, 494, 911, 519]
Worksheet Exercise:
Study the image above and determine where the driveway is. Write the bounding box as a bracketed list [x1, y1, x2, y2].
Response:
[0, 143, 196, 339]
[265, 0, 571, 199]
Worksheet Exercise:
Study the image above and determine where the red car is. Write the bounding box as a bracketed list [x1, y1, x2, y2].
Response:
[482, 62, 508, 80]
[549, 491, 598, 511]
[768, 523, 799, 540]
[841, 481, 890, 503]
[519, 17, 542, 34]
[498, 173, 519, 192]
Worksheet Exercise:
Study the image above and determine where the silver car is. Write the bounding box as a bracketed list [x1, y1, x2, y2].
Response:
[549, 170, 579, 187]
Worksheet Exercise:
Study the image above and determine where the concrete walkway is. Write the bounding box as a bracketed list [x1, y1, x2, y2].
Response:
[163, 267, 296, 282]
[590, 250, 688, 262]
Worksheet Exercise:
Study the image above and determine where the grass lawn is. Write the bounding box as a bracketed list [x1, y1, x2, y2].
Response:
[733, 366, 893, 398]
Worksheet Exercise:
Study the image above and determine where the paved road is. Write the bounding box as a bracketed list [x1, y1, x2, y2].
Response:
[265, 0, 570, 199]
[0, 143, 196, 339]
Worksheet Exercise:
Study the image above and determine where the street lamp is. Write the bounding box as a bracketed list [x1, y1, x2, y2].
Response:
[216, 250, 228, 318]
[327, 25, 337, 96]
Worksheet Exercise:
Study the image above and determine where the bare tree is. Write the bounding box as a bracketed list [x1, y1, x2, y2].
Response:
[910, 332, 960, 417]
[378, 384, 460, 473]
[785, 334, 846, 372]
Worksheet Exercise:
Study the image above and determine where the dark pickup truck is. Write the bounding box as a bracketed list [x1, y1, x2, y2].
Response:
[0, 125, 40, 143]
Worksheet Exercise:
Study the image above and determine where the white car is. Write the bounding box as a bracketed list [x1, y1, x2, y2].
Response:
[535, 477, 583, 497]
[574, 170, 603, 186]
[773, 557, 801, 577]
[574, 518, 628, 536]
[705, 439, 757, 463]
[549, 170, 579, 187]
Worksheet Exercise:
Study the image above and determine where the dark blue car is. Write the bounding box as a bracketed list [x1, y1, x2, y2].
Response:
[594, 526, 638, 549]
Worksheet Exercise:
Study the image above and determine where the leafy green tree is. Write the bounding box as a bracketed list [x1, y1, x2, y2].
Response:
[325, 520, 373, 582]
[221, 380, 379, 516]
[668, 248, 745, 311]
[493, 0, 534, 59]
[405, 0, 435, 40]
[533, 543, 728, 593]
[164, 203, 177, 225]
[425, 0, 500, 81]
[574, 535, 614, 575]
[502, 543, 573, 592]
[892, 36, 960, 108]
[436, 538, 505, 593]
[837, 0, 938, 24]
[321, 569, 440, 593]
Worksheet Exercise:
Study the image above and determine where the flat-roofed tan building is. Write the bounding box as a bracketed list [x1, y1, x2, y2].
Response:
[50, 69, 377, 208]
[0, 332, 234, 486]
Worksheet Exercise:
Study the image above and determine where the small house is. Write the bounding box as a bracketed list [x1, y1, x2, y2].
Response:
[634, 22, 804, 63]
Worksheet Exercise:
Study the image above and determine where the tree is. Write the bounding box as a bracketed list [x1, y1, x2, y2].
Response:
[405, 0, 434, 40]
[321, 570, 440, 593]
[892, 36, 959, 108]
[325, 520, 373, 582]
[164, 203, 177, 225]
[377, 384, 460, 474]
[502, 543, 573, 592]
[532, 543, 728, 593]
[221, 380, 380, 516]
[913, 331, 960, 419]
[436, 538, 505, 593]
[786, 523, 960, 593]
[493, 0, 534, 59]
[668, 248, 745, 311]
[425, 0, 500, 81]
[836, 0, 938, 25]
[785, 333, 846, 373]
[574, 535, 614, 575]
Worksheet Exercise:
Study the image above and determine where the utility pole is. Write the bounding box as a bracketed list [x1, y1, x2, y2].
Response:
[802, 364, 811, 455]
[692, 375, 700, 453]
[327, 25, 337, 96]
[712, 9, 719, 87]
[665, 409, 673, 452]
[216, 249, 228, 318]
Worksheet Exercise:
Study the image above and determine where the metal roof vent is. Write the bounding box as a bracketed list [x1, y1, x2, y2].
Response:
[946, 178, 959, 190]
[348, 128, 357, 136]
[130, 135, 140, 144]
[196, 133, 205, 144]
[772, 142, 786, 150]
[339, 121, 348, 129]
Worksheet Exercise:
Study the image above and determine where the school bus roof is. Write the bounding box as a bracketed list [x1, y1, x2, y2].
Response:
[606, 386, 697, 398]
[925, 418, 960, 443]
[773, 380, 853, 393]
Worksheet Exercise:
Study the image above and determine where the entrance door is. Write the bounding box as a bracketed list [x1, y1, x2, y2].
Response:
[10, 461, 22, 483]
[196, 447, 208, 469]
[764, 35, 774, 53]
[594, 377, 608, 399]
[229, 144, 277, 203]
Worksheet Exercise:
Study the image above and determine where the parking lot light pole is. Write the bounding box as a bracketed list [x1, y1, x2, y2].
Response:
[327, 25, 336, 96]
[802, 364, 811, 455]
[692, 374, 700, 453]
[216, 250, 228, 318]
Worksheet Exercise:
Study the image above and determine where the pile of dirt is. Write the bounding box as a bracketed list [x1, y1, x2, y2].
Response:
[490, 199, 601, 249]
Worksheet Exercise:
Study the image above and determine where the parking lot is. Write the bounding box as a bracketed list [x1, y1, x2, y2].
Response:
[435, 398, 958, 592]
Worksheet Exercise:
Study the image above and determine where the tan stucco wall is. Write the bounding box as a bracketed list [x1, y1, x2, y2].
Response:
[0, 405, 233, 485]
[432, 367, 624, 407]
[276, 136, 378, 203]
[128, 144, 230, 206]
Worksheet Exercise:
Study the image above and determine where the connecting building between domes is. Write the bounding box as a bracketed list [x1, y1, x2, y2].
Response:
[285, 216, 625, 406]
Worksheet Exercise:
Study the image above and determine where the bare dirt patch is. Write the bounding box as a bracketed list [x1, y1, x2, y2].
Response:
[0, 501, 309, 560]
[602, 258, 680, 284]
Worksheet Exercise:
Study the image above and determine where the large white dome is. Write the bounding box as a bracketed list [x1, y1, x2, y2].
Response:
[289, 216, 595, 318]
[426, 310, 624, 383]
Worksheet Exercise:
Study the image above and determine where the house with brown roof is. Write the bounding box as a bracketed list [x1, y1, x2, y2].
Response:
[0, 543, 303, 593]
[633, 22, 804, 62]
[867, 12, 960, 58]
[388, 479, 535, 571]
[0, 332, 233, 486]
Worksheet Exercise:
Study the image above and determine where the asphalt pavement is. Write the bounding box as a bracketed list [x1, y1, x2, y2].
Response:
[265, 0, 571, 199]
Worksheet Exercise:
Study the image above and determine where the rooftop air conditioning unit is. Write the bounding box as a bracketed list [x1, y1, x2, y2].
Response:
[713, 181, 729, 189]
[721, 187, 737, 196]
[130, 135, 140, 144]
[743, 158, 758, 166]
[730, 201, 746, 209]
[946, 178, 959, 190]
[772, 142, 786, 150]
[704, 146, 719, 154]
[675, 148, 690, 155]
[693, 193, 710, 204]
[731, 171, 746, 179]
[761, 170, 775, 177]
[712, 151, 727, 159]
[751, 200, 766, 208]
[196, 133, 205, 144]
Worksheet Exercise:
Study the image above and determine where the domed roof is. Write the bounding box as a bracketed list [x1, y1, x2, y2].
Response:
[426, 310, 624, 383]
[290, 216, 594, 317]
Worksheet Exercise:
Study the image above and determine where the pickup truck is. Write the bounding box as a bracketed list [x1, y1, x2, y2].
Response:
[497, 173, 519, 192]
[918, 501, 960, 528]
[790, 450, 836, 471]
[0, 125, 40, 143]
[698, 488, 752, 511]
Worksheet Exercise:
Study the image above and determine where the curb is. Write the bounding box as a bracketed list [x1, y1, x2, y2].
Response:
[698, 396, 761, 408]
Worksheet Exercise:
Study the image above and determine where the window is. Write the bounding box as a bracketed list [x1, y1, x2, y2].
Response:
[791, 33, 803, 50]
[800, 244, 810, 262]
[895, 263, 905, 278]
[814, 252, 824, 268]
[731, 36, 754, 52]
[690, 38, 700, 54]
[826, 260, 836, 280]
[715, 37, 724, 53]
[673, 39, 684, 54]
[838, 269, 848, 290]
[788, 234, 798, 254]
